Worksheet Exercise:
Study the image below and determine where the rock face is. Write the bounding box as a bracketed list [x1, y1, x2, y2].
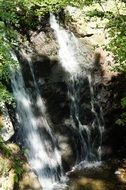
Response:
[14, 24, 103, 168]
[7, 11, 126, 187]
[64, 6, 126, 159]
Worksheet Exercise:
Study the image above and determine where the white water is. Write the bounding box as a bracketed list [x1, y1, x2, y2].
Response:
[50, 14, 104, 163]
[88, 74, 104, 161]
[50, 14, 80, 74]
[11, 54, 63, 190]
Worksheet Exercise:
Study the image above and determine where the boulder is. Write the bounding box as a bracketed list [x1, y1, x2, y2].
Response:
[0, 103, 14, 142]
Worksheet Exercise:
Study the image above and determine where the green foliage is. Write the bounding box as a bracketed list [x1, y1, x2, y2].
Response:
[0, 35, 17, 104]
[104, 2, 126, 126]
[0, 0, 98, 25]
[116, 113, 126, 126]
[0, 0, 86, 32]
[0, 84, 14, 104]
[107, 14, 126, 72]
[0, 4, 18, 104]
[13, 157, 24, 183]
[121, 97, 126, 109]
[116, 97, 126, 126]
[0, 38, 15, 79]
[0, 136, 24, 184]
[86, 9, 105, 17]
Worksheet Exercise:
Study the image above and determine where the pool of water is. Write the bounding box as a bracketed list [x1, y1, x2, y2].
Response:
[54, 160, 126, 190]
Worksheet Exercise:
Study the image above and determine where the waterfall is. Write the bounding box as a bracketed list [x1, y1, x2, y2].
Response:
[50, 15, 80, 74]
[50, 14, 104, 164]
[11, 53, 63, 190]
[88, 74, 104, 161]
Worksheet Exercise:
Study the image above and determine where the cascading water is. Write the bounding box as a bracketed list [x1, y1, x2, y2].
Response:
[50, 14, 104, 164]
[11, 53, 63, 190]
[87, 74, 104, 161]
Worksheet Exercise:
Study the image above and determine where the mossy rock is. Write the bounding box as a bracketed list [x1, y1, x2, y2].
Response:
[0, 156, 15, 190]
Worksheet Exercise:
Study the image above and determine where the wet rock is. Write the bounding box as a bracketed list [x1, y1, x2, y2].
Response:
[66, 160, 126, 190]
[19, 163, 41, 190]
